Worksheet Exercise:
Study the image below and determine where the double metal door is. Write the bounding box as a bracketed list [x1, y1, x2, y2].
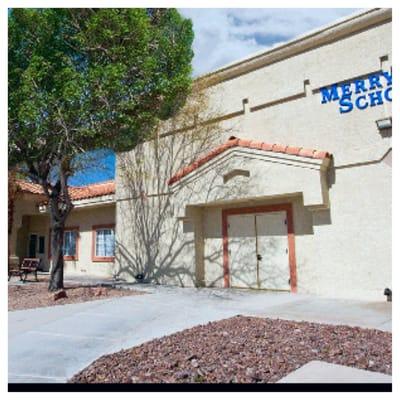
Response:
[227, 211, 290, 290]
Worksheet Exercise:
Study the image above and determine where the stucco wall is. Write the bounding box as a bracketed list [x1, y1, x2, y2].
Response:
[201, 160, 392, 301]
[205, 20, 391, 167]
[300, 161, 391, 300]
[62, 204, 116, 278]
[115, 10, 392, 301]
[11, 196, 50, 269]
[116, 193, 197, 286]
[16, 204, 117, 278]
[16, 216, 30, 262]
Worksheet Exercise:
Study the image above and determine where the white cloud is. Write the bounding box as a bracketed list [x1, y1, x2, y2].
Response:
[179, 8, 362, 76]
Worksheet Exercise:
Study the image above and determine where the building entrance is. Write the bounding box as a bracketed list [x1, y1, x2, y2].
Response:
[228, 211, 290, 290]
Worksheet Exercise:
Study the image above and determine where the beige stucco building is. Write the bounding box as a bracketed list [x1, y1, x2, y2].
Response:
[10, 8, 392, 301]
[115, 8, 392, 301]
[9, 181, 116, 278]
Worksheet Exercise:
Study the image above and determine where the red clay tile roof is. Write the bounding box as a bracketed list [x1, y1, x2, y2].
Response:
[16, 181, 45, 196]
[68, 181, 115, 201]
[168, 136, 331, 185]
[16, 180, 115, 201]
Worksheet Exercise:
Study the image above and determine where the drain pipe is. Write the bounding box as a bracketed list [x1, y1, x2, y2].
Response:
[384, 288, 392, 302]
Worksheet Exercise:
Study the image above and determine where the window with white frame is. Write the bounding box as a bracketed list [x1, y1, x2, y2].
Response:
[63, 230, 77, 257]
[95, 228, 115, 258]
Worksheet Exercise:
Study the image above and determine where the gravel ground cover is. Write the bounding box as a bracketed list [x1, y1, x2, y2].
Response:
[8, 276, 143, 311]
[69, 315, 391, 383]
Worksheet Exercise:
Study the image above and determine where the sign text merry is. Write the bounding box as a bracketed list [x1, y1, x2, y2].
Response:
[320, 70, 392, 113]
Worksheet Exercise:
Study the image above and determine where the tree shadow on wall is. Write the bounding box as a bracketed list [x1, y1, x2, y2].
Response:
[114, 147, 250, 287]
[113, 80, 246, 286]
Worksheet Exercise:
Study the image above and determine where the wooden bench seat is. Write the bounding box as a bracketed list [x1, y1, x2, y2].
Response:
[8, 258, 41, 282]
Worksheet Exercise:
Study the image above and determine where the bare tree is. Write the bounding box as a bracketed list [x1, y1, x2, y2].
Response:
[116, 78, 235, 285]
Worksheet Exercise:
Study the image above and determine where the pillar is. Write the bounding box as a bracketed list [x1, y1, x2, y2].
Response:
[192, 207, 205, 287]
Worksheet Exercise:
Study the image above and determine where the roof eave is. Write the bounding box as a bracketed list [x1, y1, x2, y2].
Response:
[196, 8, 391, 86]
[168, 142, 332, 188]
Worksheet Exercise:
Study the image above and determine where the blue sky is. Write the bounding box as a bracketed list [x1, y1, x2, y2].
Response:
[69, 150, 115, 186]
[72, 8, 359, 185]
[180, 8, 360, 76]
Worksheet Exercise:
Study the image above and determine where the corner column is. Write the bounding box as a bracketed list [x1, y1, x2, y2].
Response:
[192, 207, 205, 287]
[8, 209, 23, 267]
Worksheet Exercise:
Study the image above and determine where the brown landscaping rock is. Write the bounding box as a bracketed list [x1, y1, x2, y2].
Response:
[69, 316, 392, 384]
[8, 276, 144, 311]
[52, 289, 68, 301]
[94, 287, 107, 297]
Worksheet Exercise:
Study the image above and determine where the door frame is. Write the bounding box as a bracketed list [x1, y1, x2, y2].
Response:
[222, 203, 297, 292]
[27, 233, 38, 258]
[27, 232, 46, 265]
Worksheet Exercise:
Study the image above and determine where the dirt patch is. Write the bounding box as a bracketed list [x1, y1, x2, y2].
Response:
[69, 315, 391, 384]
[8, 276, 143, 311]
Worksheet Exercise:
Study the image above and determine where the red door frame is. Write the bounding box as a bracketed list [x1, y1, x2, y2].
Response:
[222, 203, 297, 292]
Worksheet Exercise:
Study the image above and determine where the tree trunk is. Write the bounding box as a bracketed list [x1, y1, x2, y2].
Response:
[8, 170, 17, 232]
[36, 159, 74, 292]
[48, 220, 65, 291]
[8, 170, 18, 264]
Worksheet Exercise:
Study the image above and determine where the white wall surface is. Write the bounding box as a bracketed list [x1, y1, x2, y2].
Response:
[115, 10, 392, 301]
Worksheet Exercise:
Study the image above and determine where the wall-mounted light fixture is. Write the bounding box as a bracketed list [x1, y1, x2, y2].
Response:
[376, 117, 392, 130]
[38, 203, 48, 213]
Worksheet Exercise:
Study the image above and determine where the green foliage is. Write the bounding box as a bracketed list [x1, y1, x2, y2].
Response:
[8, 8, 194, 172]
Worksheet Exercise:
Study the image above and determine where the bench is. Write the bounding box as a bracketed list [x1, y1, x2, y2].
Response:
[8, 258, 40, 282]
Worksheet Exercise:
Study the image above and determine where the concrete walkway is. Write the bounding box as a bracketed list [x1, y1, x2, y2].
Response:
[9, 284, 391, 383]
[278, 361, 392, 383]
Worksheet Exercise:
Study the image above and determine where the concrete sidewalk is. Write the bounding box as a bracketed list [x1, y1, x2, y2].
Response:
[278, 361, 392, 383]
[9, 284, 391, 383]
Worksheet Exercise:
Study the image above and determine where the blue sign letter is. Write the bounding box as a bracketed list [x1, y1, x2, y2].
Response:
[354, 79, 367, 94]
[368, 74, 383, 90]
[368, 90, 383, 107]
[339, 95, 353, 113]
[341, 83, 352, 96]
[320, 85, 339, 104]
[382, 70, 392, 86]
[355, 95, 368, 110]
[384, 87, 392, 102]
